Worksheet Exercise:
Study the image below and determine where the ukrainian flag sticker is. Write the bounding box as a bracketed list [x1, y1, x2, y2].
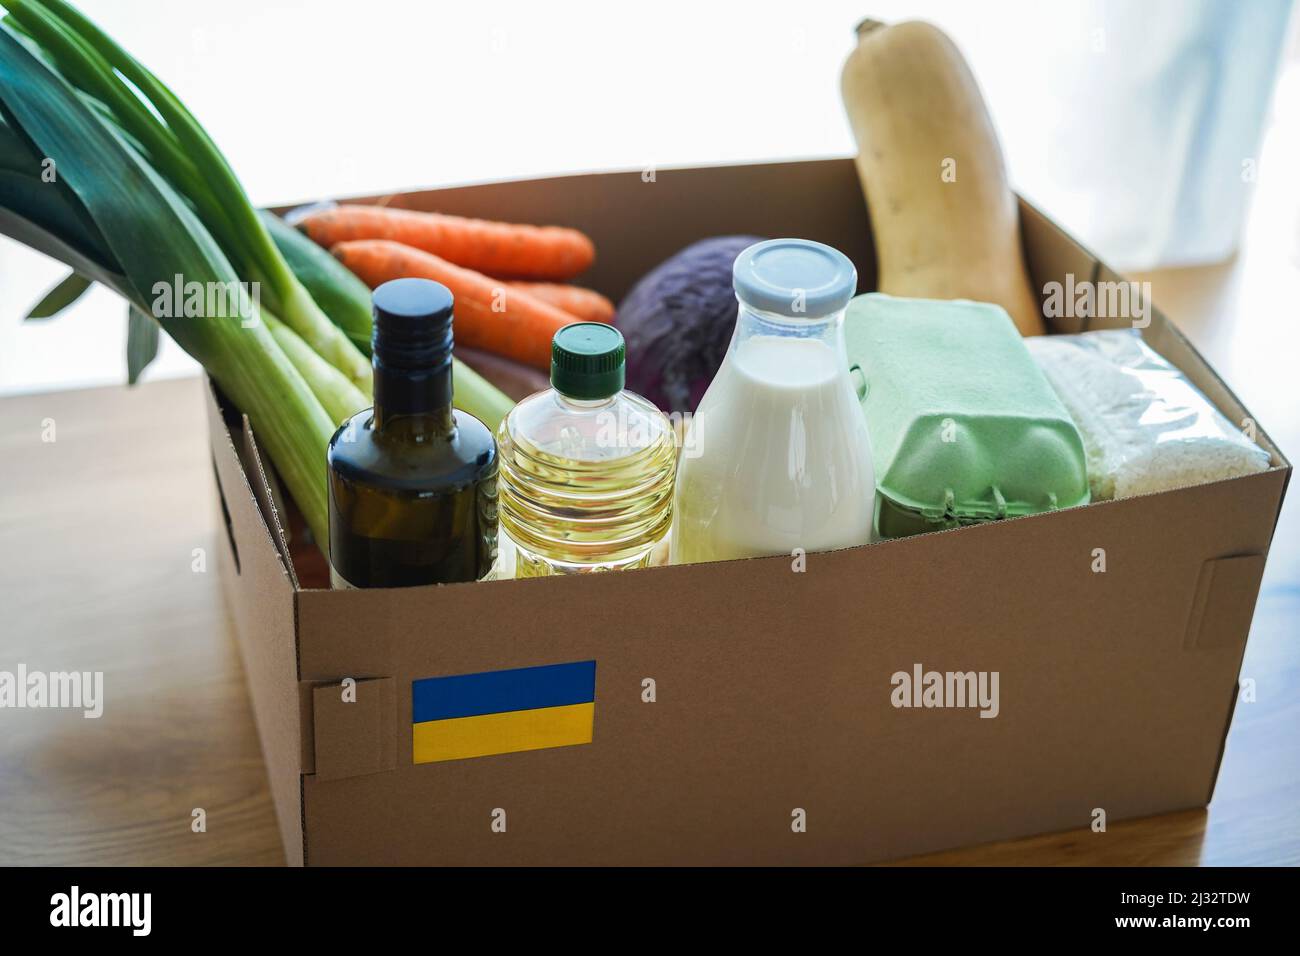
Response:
[412, 661, 596, 765]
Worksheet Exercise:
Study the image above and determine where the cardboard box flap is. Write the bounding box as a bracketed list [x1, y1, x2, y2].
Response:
[203, 379, 305, 865]
[1184, 554, 1268, 651]
[311, 678, 397, 782]
[1018, 197, 1100, 336]
[205, 381, 299, 584]
[236, 413, 299, 590]
[204, 381, 294, 588]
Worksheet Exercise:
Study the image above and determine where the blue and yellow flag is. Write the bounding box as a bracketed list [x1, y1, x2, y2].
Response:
[412, 661, 596, 764]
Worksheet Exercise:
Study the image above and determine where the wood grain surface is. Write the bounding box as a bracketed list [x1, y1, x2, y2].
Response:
[0, 379, 284, 865]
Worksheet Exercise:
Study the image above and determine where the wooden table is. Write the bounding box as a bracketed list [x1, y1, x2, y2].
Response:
[3, 123, 1299, 868]
[0, 378, 283, 864]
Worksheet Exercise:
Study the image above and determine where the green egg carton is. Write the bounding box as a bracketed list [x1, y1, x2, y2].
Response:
[845, 293, 1090, 539]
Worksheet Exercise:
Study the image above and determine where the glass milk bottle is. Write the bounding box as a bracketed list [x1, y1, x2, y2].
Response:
[671, 239, 875, 564]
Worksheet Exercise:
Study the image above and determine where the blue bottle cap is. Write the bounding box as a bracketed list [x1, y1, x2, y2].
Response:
[732, 238, 858, 318]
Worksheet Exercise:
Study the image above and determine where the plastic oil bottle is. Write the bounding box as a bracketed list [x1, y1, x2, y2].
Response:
[496, 323, 677, 576]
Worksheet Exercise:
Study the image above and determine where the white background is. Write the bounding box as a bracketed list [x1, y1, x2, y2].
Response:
[1, 0, 1297, 394]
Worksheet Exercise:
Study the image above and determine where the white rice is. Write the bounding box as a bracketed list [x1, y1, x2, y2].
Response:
[1026, 330, 1271, 501]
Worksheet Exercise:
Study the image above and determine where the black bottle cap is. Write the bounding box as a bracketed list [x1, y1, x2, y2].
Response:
[371, 278, 454, 413]
[372, 278, 454, 369]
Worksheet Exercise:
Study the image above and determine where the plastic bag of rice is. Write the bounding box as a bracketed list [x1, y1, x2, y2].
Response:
[1026, 329, 1271, 500]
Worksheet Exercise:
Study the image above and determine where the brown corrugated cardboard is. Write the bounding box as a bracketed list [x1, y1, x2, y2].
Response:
[211, 158, 1290, 865]
[312, 678, 397, 782]
[208, 394, 306, 866]
[1018, 200, 1099, 336]
[1184, 555, 1269, 652]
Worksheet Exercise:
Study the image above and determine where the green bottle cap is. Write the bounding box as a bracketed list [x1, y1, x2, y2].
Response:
[551, 323, 626, 399]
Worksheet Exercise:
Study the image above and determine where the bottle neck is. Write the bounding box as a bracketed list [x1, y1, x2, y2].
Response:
[734, 300, 847, 352]
[371, 302, 455, 440]
[554, 392, 617, 411]
[372, 360, 455, 439]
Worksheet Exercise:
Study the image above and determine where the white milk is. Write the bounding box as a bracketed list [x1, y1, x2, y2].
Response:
[672, 333, 876, 564]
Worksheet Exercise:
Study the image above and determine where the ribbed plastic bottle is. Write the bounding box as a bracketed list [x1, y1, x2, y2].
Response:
[496, 323, 677, 576]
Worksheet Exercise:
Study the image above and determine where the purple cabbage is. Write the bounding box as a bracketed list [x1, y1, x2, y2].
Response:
[615, 235, 763, 413]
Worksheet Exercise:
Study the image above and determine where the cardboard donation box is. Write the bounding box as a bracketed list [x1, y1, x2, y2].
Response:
[207, 159, 1290, 866]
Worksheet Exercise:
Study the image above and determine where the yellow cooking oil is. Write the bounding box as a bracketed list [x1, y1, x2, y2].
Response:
[495, 324, 677, 577]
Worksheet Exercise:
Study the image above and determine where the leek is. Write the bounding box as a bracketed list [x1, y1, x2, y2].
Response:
[25, 271, 90, 319]
[261, 209, 373, 355]
[4, 0, 373, 391]
[261, 208, 515, 429]
[0, 0, 518, 551]
[0, 20, 336, 543]
[264, 313, 369, 427]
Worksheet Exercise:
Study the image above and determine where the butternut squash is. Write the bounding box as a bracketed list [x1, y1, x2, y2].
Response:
[841, 20, 1045, 336]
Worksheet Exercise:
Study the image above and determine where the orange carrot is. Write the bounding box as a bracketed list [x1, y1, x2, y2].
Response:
[332, 239, 578, 370]
[301, 205, 595, 281]
[503, 281, 614, 324]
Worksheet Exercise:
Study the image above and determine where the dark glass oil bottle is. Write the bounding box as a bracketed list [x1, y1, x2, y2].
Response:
[327, 278, 498, 588]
